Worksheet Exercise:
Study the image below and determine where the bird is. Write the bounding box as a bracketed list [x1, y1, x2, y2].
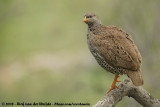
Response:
[83, 13, 143, 94]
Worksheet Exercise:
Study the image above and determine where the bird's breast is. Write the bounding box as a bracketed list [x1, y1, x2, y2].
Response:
[87, 32, 126, 75]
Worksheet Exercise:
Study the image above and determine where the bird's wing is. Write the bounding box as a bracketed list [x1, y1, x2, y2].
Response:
[93, 25, 142, 71]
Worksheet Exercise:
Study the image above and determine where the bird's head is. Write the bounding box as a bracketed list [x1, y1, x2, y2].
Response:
[83, 13, 101, 26]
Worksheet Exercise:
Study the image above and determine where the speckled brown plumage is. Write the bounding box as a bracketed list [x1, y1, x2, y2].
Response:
[83, 13, 143, 86]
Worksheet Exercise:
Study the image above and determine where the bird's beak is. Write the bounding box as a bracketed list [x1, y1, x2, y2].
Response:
[83, 16, 88, 22]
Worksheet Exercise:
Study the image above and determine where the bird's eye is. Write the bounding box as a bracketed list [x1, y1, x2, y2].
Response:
[86, 16, 92, 18]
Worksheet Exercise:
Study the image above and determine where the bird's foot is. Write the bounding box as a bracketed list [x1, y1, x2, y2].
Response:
[105, 74, 120, 95]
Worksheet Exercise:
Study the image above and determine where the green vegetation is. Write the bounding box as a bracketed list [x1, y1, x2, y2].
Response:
[0, 0, 160, 106]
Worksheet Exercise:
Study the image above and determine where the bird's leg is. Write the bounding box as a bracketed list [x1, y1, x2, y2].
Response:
[105, 74, 120, 95]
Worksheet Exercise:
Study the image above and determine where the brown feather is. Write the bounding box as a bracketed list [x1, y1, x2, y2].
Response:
[127, 69, 143, 86]
[90, 25, 142, 71]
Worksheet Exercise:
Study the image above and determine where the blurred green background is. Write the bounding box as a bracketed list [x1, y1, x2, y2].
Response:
[0, 0, 160, 107]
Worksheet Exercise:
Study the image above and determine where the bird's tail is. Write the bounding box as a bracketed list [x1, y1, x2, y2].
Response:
[127, 69, 143, 86]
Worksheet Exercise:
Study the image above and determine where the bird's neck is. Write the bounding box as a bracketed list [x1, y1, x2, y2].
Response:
[88, 23, 101, 34]
[88, 22, 100, 29]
